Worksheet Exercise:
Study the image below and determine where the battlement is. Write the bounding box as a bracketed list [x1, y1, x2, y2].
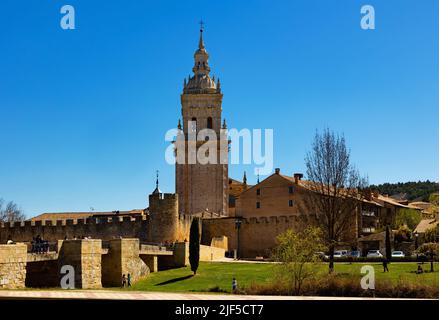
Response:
[0, 215, 148, 229]
[202, 214, 300, 225]
[0, 216, 149, 244]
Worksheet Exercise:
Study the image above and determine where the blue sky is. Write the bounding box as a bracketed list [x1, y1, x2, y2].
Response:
[0, 0, 438, 217]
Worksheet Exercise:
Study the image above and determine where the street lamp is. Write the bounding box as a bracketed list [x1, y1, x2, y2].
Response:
[415, 232, 419, 250]
[235, 218, 242, 260]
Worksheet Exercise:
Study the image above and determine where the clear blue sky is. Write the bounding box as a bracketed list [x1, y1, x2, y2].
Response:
[1, 0, 438, 217]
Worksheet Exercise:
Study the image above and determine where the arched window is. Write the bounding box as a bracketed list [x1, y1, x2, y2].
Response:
[207, 117, 213, 129]
[190, 117, 197, 133]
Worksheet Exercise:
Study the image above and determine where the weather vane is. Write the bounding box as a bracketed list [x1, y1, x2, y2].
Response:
[199, 19, 204, 32]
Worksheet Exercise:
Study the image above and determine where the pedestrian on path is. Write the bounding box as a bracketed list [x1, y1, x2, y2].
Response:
[383, 258, 389, 272]
[232, 277, 237, 293]
[122, 274, 127, 287]
[127, 273, 131, 287]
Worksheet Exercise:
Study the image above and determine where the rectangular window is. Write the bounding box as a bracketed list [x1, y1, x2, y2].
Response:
[288, 186, 294, 194]
[256, 202, 260, 209]
[289, 200, 293, 207]
[256, 188, 261, 195]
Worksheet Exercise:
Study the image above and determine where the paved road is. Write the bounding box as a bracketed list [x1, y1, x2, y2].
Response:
[0, 290, 420, 300]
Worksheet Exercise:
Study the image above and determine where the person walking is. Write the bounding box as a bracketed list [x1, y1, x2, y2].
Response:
[127, 273, 131, 287]
[122, 274, 127, 287]
[383, 257, 389, 272]
[232, 277, 237, 293]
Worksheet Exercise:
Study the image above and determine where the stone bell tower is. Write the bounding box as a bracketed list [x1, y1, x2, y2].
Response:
[175, 25, 229, 216]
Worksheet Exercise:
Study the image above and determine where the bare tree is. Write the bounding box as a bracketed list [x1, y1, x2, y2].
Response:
[301, 129, 367, 273]
[0, 198, 26, 222]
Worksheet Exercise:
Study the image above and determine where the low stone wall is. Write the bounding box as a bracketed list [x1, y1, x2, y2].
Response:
[58, 239, 102, 289]
[0, 244, 27, 289]
[211, 236, 228, 250]
[102, 238, 149, 287]
[200, 245, 225, 261]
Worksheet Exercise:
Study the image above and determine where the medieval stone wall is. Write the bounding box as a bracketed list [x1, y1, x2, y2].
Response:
[0, 216, 149, 243]
[0, 244, 27, 289]
[1, 194, 191, 245]
[202, 215, 307, 258]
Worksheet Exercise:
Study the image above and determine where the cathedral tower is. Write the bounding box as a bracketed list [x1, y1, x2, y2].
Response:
[175, 25, 229, 216]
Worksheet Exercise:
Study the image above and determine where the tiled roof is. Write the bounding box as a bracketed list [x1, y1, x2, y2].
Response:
[414, 219, 439, 233]
[30, 209, 145, 221]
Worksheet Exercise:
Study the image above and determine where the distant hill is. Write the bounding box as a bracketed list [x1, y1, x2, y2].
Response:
[370, 181, 439, 202]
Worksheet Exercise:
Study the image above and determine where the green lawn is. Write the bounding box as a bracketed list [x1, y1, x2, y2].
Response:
[123, 261, 439, 293]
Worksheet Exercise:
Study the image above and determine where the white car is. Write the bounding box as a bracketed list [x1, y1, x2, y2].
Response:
[367, 250, 383, 258]
[334, 250, 349, 258]
[391, 251, 405, 258]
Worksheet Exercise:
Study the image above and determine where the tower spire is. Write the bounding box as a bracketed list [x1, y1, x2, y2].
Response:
[243, 171, 247, 185]
[152, 170, 161, 194]
[198, 19, 205, 49]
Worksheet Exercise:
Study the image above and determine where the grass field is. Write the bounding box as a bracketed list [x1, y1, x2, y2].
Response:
[125, 261, 439, 294]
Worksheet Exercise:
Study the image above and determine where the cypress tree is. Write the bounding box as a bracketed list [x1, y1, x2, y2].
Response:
[189, 217, 200, 275]
[385, 225, 392, 261]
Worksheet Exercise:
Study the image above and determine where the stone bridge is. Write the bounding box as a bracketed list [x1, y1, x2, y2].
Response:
[0, 238, 226, 289]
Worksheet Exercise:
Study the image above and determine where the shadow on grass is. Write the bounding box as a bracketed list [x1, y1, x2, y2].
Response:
[155, 275, 194, 286]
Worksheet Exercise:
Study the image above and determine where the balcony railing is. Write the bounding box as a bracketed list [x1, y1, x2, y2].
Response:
[361, 211, 376, 217]
[362, 227, 376, 233]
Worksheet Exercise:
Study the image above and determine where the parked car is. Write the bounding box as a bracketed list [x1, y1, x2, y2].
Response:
[349, 250, 361, 258]
[366, 250, 383, 258]
[391, 251, 405, 258]
[334, 250, 349, 258]
[314, 251, 329, 259]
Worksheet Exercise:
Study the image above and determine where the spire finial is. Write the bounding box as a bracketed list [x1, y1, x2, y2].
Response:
[243, 171, 247, 185]
[156, 170, 159, 189]
[257, 169, 260, 184]
[177, 119, 182, 130]
[198, 20, 205, 49]
[222, 118, 227, 129]
[152, 170, 161, 195]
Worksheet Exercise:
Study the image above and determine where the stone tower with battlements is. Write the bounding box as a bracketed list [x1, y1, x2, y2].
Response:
[175, 25, 229, 216]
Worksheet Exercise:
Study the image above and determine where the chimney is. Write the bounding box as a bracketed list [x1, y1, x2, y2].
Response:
[275, 168, 280, 174]
[294, 173, 303, 184]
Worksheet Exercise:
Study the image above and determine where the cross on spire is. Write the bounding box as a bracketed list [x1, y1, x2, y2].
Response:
[199, 19, 204, 32]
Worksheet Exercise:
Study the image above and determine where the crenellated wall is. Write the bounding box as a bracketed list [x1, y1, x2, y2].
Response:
[0, 217, 149, 243]
[0, 195, 192, 245]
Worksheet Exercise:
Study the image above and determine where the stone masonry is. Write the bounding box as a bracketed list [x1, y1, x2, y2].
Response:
[0, 244, 27, 289]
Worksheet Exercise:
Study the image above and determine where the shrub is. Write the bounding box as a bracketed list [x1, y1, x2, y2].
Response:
[239, 276, 439, 298]
[272, 227, 325, 295]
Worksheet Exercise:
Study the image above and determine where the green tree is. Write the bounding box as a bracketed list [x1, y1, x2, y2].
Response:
[395, 208, 422, 230]
[189, 217, 200, 275]
[272, 227, 325, 295]
[430, 193, 439, 206]
[425, 226, 439, 243]
[417, 243, 439, 272]
[394, 225, 412, 243]
[385, 225, 392, 260]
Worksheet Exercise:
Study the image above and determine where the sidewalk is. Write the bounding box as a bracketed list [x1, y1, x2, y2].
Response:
[0, 290, 418, 300]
